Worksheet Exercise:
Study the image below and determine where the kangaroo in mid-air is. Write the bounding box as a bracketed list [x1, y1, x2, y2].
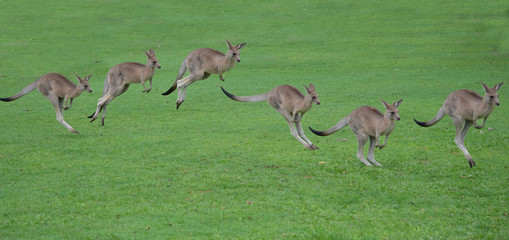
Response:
[0, 73, 92, 134]
[88, 49, 161, 125]
[221, 84, 320, 150]
[414, 81, 503, 168]
[162, 39, 246, 109]
[309, 99, 403, 166]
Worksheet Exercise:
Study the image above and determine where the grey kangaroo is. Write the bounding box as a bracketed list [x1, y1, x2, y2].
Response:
[1, 73, 92, 134]
[88, 49, 161, 125]
[309, 99, 403, 166]
[221, 84, 320, 150]
[162, 40, 246, 109]
[414, 81, 503, 168]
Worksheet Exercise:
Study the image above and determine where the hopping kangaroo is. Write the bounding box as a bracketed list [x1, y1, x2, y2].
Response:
[0, 73, 92, 134]
[88, 49, 161, 125]
[309, 99, 403, 166]
[221, 84, 320, 150]
[162, 40, 246, 109]
[414, 81, 503, 168]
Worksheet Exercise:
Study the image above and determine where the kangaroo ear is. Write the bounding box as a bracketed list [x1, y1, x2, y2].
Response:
[480, 81, 490, 92]
[226, 39, 233, 49]
[303, 85, 311, 93]
[75, 74, 82, 82]
[236, 43, 246, 49]
[85, 74, 92, 81]
[393, 99, 403, 107]
[494, 82, 504, 90]
[380, 99, 390, 109]
[308, 83, 315, 90]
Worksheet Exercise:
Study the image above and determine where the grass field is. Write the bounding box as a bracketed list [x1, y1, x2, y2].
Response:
[1, 0, 508, 239]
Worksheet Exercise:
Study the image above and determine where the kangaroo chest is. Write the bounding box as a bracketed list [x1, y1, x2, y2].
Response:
[217, 60, 235, 74]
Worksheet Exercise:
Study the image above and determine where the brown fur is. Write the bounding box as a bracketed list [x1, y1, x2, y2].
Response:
[162, 40, 246, 109]
[414, 81, 503, 167]
[1, 73, 92, 134]
[310, 99, 403, 166]
[221, 84, 320, 150]
[89, 49, 160, 125]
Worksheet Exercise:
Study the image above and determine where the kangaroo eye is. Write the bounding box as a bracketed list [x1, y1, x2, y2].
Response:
[232, 53, 237, 56]
[490, 96, 494, 99]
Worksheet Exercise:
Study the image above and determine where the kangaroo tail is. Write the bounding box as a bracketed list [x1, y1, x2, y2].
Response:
[0, 81, 38, 102]
[414, 106, 446, 127]
[309, 117, 349, 136]
[220, 86, 268, 102]
[162, 59, 187, 96]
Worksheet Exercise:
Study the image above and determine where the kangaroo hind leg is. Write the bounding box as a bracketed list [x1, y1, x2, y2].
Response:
[453, 118, 475, 167]
[176, 74, 202, 109]
[367, 136, 382, 166]
[96, 84, 129, 126]
[294, 114, 318, 150]
[276, 109, 315, 150]
[355, 133, 372, 166]
[48, 95, 79, 134]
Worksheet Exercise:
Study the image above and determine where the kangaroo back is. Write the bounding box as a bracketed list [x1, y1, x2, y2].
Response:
[309, 116, 349, 136]
[0, 80, 39, 102]
[220, 86, 268, 102]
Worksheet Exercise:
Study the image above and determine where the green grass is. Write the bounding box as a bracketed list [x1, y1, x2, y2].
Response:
[1, 0, 508, 239]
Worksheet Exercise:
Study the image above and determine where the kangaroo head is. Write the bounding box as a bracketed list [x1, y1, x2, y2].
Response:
[145, 49, 161, 69]
[76, 74, 93, 93]
[481, 81, 503, 106]
[226, 39, 246, 63]
[381, 99, 402, 121]
[304, 84, 320, 105]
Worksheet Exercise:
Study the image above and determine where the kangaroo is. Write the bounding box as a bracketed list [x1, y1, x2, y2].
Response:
[309, 99, 403, 166]
[162, 39, 246, 109]
[221, 84, 320, 150]
[88, 49, 161, 125]
[0, 73, 92, 134]
[414, 81, 503, 168]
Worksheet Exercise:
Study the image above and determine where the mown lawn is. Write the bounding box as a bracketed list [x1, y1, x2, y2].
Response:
[1, 0, 508, 239]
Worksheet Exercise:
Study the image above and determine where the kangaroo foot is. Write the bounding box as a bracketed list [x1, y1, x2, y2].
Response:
[359, 158, 373, 166]
[305, 144, 318, 150]
[369, 159, 382, 166]
[219, 74, 225, 81]
[468, 157, 476, 168]
[176, 101, 184, 110]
